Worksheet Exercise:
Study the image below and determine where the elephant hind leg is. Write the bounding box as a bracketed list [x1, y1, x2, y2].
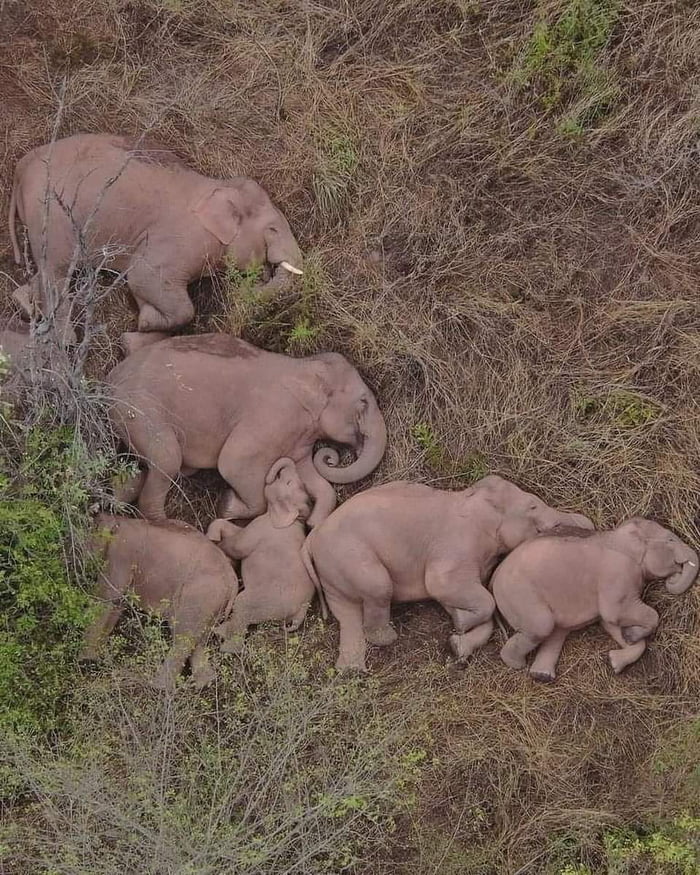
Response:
[137, 432, 183, 521]
[361, 565, 396, 647]
[501, 630, 549, 671]
[427, 568, 495, 662]
[529, 627, 568, 682]
[79, 603, 123, 662]
[151, 632, 196, 691]
[190, 643, 216, 688]
[602, 621, 647, 674]
[325, 589, 367, 672]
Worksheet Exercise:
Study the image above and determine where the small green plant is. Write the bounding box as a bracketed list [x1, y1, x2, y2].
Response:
[225, 259, 265, 301]
[571, 387, 661, 428]
[512, 0, 620, 132]
[603, 816, 700, 874]
[286, 317, 322, 354]
[313, 131, 358, 223]
[412, 423, 488, 482]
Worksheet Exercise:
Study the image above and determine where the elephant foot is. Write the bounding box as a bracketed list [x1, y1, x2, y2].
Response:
[365, 624, 398, 647]
[499, 644, 527, 671]
[220, 635, 245, 655]
[608, 649, 630, 674]
[449, 632, 478, 663]
[529, 669, 555, 683]
[335, 653, 368, 673]
[191, 664, 217, 689]
[621, 625, 646, 644]
[77, 649, 100, 666]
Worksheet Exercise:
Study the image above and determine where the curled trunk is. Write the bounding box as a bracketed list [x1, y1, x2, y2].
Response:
[313, 398, 387, 484]
[666, 547, 699, 595]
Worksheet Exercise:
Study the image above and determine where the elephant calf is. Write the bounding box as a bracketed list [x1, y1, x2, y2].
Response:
[303, 475, 593, 671]
[493, 518, 698, 682]
[207, 458, 319, 651]
[10, 133, 303, 343]
[81, 513, 239, 690]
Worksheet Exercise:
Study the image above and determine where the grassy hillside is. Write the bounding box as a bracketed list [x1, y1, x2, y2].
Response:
[1, 1, 698, 872]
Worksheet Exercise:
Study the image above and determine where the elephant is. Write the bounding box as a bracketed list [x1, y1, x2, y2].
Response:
[107, 333, 387, 526]
[9, 133, 303, 343]
[80, 513, 239, 690]
[301, 475, 594, 671]
[206, 457, 321, 652]
[493, 518, 699, 682]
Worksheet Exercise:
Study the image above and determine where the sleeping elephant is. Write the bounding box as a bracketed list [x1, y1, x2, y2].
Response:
[9, 134, 303, 343]
[107, 333, 387, 526]
[302, 475, 593, 671]
[494, 518, 699, 681]
[80, 513, 239, 690]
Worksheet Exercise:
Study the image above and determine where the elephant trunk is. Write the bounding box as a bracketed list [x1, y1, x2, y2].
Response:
[313, 398, 387, 484]
[259, 226, 303, 297]
[666, 547, 699, 595]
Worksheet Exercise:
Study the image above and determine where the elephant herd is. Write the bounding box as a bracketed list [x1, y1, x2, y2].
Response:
[2, 133, 698, 690]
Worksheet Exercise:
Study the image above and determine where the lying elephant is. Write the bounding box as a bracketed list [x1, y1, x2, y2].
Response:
[494, 518, 699, 682]
[80, 513, 239, 690]
[207, 457, 320, 652]
[9, 133, 303, 342]
[302, 475, 593, 670]
[107, 333, 387, 526]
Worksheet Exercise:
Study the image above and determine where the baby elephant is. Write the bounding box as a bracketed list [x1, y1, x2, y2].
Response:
[206, 458, 319, 652]
[494, 518, 699, 682]
[303, 475, 593, 671]
[80, 514, 239, 690]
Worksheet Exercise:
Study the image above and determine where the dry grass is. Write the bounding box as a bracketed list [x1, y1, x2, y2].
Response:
[1, 0, 699, 871]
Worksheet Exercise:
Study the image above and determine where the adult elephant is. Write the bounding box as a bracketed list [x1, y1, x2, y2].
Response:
[10, 134, 303, 342]
[107, 333, 387, 526]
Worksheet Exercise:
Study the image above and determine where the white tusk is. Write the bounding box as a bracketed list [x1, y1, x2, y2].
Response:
[280, 261, 303, 275]
[687, 561, 696, 567]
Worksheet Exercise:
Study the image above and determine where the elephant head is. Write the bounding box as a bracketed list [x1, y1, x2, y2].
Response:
[469, 475, 595, 551]
[307, 353, 387, 484]
[193, 182, 303, 295]
[264, 458, 312, 529]
[617, 518, 699, 595]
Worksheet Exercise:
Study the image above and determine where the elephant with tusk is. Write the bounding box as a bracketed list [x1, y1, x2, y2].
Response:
[493, 517, 699, 682]
[107, 333, 387, 526]
[9, 133, 303, 343]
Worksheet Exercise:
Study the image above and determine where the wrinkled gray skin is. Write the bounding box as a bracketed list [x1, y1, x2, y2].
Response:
[494, 518, 699, 682]
[80, 513, 239, 690]
[9, 134, 303, 343]
[303, 475, 594, 671]
[207, 457, 318, 652]
[108, 333, 387, 527]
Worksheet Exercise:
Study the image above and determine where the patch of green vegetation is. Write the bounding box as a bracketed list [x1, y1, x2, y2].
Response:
[603, 816, 700, 874]
[2, 625, 431, 872]
[412, 422, 488, 482]
[0, 420, 103, 733]
[512, 0, 620, 133]
[225, 258, 265, 301]
[286, 317, 322, 354]
[571, 387, 661, 428]
[285, 253, 325, 354]
[313, 130, 358, 223]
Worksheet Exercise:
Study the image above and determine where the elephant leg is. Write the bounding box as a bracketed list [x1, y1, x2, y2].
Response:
[284, 601, 310, 632]
[325, 589, 367, 672]
[137, 431, 183, 521]
[619, 602, 659, 644]
[602, 621, 647, 674]
[529, 628, 568, 682]
[217, 436, 268, 520]
[79, 603, 123, 662]
[127, 262, 194, 333]
[189, 643, 216, 689]
[426, 566, 495, 662]
[112, 468, 146, 504]
[151, 632, 196, 691]
[500, 631, 549, 670]
[361, 564, 396, 646]
[216, 605, 250, 654]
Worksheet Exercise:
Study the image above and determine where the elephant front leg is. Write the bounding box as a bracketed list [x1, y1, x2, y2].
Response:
[602, 621, 647, 674]
[618, 601, 659, 644]
[79, 603, 123, 662]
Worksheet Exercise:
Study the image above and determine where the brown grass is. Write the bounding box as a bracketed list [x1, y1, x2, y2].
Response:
[1, 0, 699, 872]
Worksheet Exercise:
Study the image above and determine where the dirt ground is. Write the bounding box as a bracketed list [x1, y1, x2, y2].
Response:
[1, 1, 699, 872]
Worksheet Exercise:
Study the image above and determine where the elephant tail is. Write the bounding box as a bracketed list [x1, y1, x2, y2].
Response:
[9, 183, 21, 265]
[301, 537, 328, 622]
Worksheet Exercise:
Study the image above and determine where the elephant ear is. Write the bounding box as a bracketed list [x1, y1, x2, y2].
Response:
[193, 188, 242, 245]
[281, 367, 331, 424]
